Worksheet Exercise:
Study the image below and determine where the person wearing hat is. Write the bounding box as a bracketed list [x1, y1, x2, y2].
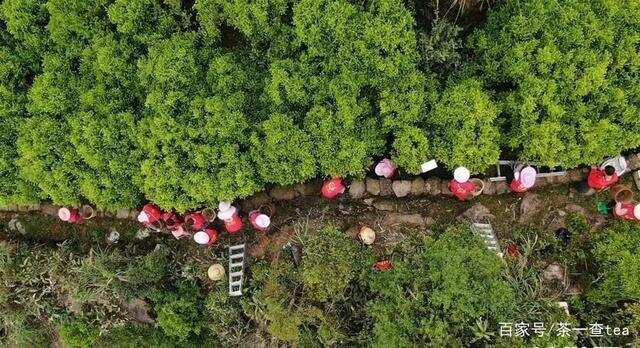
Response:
[249, 210, 271, 232]
[449, 167, 477, 201]
[509, 165, 537, 193]
[218, 203, 243, 233]
[194, 227, 218, 245]
[58, 207, 83, 224]
[374, 158, 397, 179]
[587, 165, 619, 192]
[613, 201, 639, 221]
[321, 177, 346, 199]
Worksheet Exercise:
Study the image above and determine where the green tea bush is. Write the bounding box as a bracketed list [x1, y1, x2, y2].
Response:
[107, 0, 188, 44]
[427, 78, 500, 173]
[250, 113, 316, 186]
[365, 226, 517, 346]
[588, 221, 640, 304]
[300, 226, 359, 302]
[472, 0, 640, 167]
[1, 0, 640, 214]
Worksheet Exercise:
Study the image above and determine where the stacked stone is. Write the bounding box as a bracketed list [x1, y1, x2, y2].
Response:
[4, 153, 640, 218]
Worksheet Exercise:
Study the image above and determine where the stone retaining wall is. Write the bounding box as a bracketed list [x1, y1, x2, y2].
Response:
[3, 154, 640, 220]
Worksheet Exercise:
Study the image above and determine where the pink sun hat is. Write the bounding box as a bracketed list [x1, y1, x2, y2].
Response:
[519, 166, 537, 188]
[255, 214, 270, 228]
[374, 158, 397, 178]
[58, 207, 71, 221]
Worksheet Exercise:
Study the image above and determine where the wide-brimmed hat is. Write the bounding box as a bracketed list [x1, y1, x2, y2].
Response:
[194, 231, 211, 244]
[207, 264, 225, 281]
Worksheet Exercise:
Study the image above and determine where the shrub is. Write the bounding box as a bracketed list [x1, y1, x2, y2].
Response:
[0, 0, 49, 52]
[150, 280, 205, 342]
[125, 248, 170, 287]
[427, 78, 500, 173]
[138, 45, 261, 211]
[45, 0, 110, 54]
[58, 319, 100, 348]
[303, 106, 375, 178]
[250, 113, 316, 185]
[588, 221, 640, 304]
[17, 115, 83, 205]
[204, 283, 248, 344]
[365, 226, 517, 346]
[107, 0, 188, 44]
[300, 226, 359, 302]
[471, 0, 640, 167]
[392, 125, 431, 174]
[195, 0, 292, 46]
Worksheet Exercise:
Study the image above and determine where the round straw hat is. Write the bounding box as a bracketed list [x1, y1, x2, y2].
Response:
[207, 264, 225, 281]
[359, 226, 376, 245]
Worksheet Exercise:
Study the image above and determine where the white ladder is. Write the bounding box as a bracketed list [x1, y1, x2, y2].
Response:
[471, 223, 503, 258]
[228, 244, 246, 296]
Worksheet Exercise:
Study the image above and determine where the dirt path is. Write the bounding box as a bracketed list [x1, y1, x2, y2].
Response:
[0, 178, 628, 265]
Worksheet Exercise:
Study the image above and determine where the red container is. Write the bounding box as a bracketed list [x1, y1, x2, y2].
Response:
[194, 227, 218, 245]
[58, 207, 83, 224]
[184, 212, 207, 231]
[162, 212, 183, 231]
[249, 210, 271, 232]
[449, 179, 476, 201]
[373, 260, 393, 271]
[321, 177, 345, 199]
[218, 206, 243, 233]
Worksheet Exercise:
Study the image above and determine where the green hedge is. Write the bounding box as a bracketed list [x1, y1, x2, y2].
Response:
[0, 0, 638, 211]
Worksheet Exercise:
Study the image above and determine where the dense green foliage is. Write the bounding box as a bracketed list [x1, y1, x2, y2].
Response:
[589, 221, 640, 304]
[427, 78, 500, 173]
[0, 0, 639, 212]
[365, 226, 517, 345]
[471, 0, 640, 167]
[1, 215, 639, 346]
